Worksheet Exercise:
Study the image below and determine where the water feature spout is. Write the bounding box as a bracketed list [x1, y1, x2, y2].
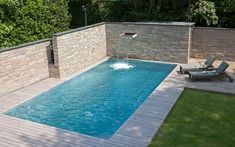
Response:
[116, 32, 137, 60]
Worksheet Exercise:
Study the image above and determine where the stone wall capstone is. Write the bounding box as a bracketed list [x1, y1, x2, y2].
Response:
[52, 23, 107, 78]
[191, 27, 235, 61]
[0, 39, 50, 96]
[106, 22, 194, 63]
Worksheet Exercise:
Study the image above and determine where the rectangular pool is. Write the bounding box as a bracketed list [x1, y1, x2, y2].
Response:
[6, 59, 176, 139]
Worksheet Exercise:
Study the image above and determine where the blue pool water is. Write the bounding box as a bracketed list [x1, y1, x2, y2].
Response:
[6, 59, 176, 139]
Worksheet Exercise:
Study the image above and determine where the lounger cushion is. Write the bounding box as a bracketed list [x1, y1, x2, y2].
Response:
[216, 61, 229, 73]
[205, 56, 215, 66]
[189, 71, 219, 80]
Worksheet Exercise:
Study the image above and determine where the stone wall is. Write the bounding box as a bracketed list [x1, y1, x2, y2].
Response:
[2, 22, 235, 95]
[106, 22, 194, 63]
[0, 39, 50, 96]
[191, 27, 235, 61]
[52, 23, 106, 78]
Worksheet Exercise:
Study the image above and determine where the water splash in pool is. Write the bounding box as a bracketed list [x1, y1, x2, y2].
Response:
[110, 62, 134, 70]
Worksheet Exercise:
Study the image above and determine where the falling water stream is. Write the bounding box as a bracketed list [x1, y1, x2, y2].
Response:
[110, 33, 137, 70]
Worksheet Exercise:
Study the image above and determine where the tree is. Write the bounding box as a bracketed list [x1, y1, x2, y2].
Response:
[210, 0, 235, 27]
[0, 0, 71, 48]
[69, 0, 233, 28]
[187, 0, 218, 26]
[69, 0, 102, 28]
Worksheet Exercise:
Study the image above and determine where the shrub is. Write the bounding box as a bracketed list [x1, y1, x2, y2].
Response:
[0, 0, 71, 48]
[187, 0, 218, 26]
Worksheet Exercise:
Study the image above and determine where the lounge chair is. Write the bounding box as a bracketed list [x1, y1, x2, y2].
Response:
[180, 56, 215, 74]
[188, 61, 233, 82]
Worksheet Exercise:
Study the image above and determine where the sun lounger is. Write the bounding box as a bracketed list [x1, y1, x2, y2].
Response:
[188, 61, 233, 82]
[180, 56, 215, 74]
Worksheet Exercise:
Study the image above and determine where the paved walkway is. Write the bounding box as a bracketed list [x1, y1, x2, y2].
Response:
[0, 58, 235, 147]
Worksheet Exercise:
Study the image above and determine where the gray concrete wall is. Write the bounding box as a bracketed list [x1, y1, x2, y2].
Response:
[106, 22, 194, 63]
[191, 27, 235, 61]
[0, 39, 50, 96]
[52, 23, 107, 78]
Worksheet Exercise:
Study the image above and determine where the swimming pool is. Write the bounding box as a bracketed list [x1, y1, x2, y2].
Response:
[6, 59, 176, 139]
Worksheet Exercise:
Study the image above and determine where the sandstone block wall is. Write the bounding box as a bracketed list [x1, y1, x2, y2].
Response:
[0, 39, 50, 95]
[191, 27, 235, 61]
[1, 22, 235, 96]
[106, 22, 194, 63]
[52, 23, 107, 78]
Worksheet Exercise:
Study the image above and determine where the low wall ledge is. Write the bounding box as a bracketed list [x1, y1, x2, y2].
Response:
[53, 22, 106, 37]
[194, 27, 235, 30]
[0, 38, 51, 53]
[106, 22, 195, 27]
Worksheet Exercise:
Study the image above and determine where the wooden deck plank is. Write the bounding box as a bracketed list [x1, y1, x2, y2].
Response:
[0, 115, 110, 147]
[0, 138, 24, 147]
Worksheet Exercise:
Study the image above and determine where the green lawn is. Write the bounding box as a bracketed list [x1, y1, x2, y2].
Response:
[149, 88, 235, 147]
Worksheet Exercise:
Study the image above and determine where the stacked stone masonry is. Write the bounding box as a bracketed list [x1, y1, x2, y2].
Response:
[1, 22, 235, 96]
[192, 27, 235, 61]
[106, 22, 193, 63]
[0, 40, 50, 95]
[52, 23, 107, 78]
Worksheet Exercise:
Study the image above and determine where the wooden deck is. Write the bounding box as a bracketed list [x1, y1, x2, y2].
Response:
[1, 59, 235, 147]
